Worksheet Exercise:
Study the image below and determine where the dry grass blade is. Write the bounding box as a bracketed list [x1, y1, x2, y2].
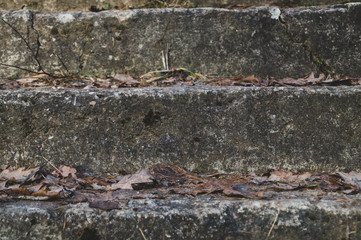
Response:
[145, 73, 171, 83]
[131, 216, 147, 240]
[42, 156, 62, 175]
[178, 68, 208, 81]
[265, 208, 280, 240]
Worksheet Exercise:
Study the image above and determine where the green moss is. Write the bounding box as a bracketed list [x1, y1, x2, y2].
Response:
[104, 3, 111, 10]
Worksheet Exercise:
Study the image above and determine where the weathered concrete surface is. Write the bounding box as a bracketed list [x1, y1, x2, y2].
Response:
[1, 3, 361, 78]
[0, 86, 361, 174]
[0, 0, 359, 11]
[1, 193, 361, 240]
[0, 0, 147, 12]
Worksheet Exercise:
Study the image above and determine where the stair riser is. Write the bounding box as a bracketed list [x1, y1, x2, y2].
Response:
[1, 4, 360, 78]
[1, 87, 360, 174]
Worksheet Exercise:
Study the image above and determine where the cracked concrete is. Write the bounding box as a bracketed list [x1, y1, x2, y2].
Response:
[280, 3, 361, 77]
[277, 8, 334, 76]
[1, 4, 360, 78]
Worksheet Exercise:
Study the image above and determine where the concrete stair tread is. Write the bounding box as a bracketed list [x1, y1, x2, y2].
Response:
[1, 191, 361, 240]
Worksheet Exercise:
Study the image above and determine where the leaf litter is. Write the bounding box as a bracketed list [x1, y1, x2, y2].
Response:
[1, 70, 360, 90]
[1, 163, 361, 210]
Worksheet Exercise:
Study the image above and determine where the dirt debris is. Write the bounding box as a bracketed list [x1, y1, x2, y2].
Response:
[1, 163, 361, 210]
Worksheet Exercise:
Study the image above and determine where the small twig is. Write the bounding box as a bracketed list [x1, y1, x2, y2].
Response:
[55, 53, 70, 74]
[265, 208, 280, 240]
[144, 70, 172, 75]
[0, 62, 40, 74]
[146, 73, 171, 83]
[62, 214, 67, 231]
[42, 156, 62, 175]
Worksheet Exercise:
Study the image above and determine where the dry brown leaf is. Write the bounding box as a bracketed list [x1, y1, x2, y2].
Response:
[16, 77, 39, 84]
[0, 181, 6, 190]
[151, 164, 203, 185]
[52, 165, 77, 178]
[268, 170, 311, 183]
[288, 172, 312, 182]
[337, 171, 361, 190]
[108, 169, 154, 190]
[32, 185, 63, 198]
[273, 183, 299, 190]
[113, 74, 135, 82]
[113, 74, 140, 87]
[278, 78, 307, 86]
[305, 72, 325, 84]
[16, 73, 48, 84]
[43, 174, 59, 185]
[28, 183, 45, 193]
[268, 170, 294, 181]
[200, 179, 231, 194]
[0, 167, 38, 182]
[243, 75, 259, 83]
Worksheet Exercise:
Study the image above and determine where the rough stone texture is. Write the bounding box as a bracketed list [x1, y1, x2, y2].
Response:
[1, 193, 361, 239]
[0, 86, 361, 174]
[283, 4, 361, 78]
[0, 0, 359, 11]
[0, 3, 361, 78]
[0, 0, 148, 11]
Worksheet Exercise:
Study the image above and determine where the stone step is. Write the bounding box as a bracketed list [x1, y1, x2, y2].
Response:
[1, 87, 360, 174]
[0, 0, 358, 11]
[1, 193, 360, 240]
[1, 3, 361, 78]
[1, 3, 361, 239]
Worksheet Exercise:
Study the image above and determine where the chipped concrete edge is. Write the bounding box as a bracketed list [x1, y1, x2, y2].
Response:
[0, 196, 360, 239]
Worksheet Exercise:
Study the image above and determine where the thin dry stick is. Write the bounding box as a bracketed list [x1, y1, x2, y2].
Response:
[265, 208, 280, 240]
[0, 62, 40, 74]
[54, 52, 70, 74]
[42, 156, 62, 174]
[146, 73, 170, 83]
[0, 17, 56, 77]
